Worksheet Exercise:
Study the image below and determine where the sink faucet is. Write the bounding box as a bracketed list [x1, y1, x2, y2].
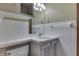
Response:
[38, 33, 42, 36]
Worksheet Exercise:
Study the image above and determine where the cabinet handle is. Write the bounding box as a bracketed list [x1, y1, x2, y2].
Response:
[6, 52, 11, 56]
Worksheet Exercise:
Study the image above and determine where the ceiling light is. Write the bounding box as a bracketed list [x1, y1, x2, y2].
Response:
[33, 3, 46, 11]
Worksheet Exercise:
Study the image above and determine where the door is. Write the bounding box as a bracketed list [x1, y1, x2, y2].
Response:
[77, 3, 79, 56]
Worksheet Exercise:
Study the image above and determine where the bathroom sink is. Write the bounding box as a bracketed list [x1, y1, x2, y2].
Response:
[26, 34, 51, 39]
[32, 34, 59, 43]
[38, 34, 58, 39]
[25, 34, 58, 43]
[36, 35, 53, 39]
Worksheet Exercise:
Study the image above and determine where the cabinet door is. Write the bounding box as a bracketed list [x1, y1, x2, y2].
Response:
[0, 48, 6, 56]
[6, 45, 29, 56]
[77, 3, 79, 56]
[41, 43, 51, 56]
[51, 40, 57, 56]
[30, 43, 41, 56]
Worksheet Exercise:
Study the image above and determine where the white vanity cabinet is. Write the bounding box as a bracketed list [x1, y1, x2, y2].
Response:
[30, 40, 58, 56]
[0, 48, 6, 56]
[41, 43, 51, 56]
[0, 43, 29, 56]
[50, 40, 57, 56]
[6, 45, 29, 56]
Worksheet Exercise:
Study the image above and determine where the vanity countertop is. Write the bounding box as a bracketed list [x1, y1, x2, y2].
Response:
[31, 35, 59, 44]
[0, 38, 31, 48]
[0, 34, 59, 48]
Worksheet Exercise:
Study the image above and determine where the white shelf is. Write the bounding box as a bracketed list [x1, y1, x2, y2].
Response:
[0, 10, 32, 21]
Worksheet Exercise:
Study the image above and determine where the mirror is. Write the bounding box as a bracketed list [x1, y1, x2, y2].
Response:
[32, 3, 46, 25]
[32, 3, 76, 34]
[32, 3, 46, 34]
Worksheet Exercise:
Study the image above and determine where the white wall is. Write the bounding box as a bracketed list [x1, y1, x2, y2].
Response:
[0, 19, 29, 41]
[0, 3, 20, 13]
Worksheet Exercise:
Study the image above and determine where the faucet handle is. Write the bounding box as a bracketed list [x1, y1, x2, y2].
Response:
[38, 33, 42, 36]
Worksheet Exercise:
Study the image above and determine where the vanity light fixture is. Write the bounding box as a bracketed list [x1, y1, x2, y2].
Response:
[41, 4, 46, 10]
[34, 6, 39, 11]
[33, 3, 46, 11]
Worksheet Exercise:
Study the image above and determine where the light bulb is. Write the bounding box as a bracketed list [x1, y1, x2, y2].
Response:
[42, 6, 46, 10]
[41, 4, 46, 10]
[34, 6, 39, 11]
[34, 3, 36, 6]
[34, 6, 35, 9]
[33, 3, 46, 11]
[35, 7, 39, 11]
[40, 4, 44, 7]
[39, 8, 42, 11]
[37, 3, 41, 7]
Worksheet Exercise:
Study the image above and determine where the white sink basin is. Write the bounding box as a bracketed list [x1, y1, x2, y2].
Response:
[31, 34, 59, 43]
[36, 35, 51, 39]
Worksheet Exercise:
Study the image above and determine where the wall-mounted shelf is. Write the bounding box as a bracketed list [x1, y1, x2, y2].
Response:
[0, 10, 32, 34]
[0, 10, 32, 21]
